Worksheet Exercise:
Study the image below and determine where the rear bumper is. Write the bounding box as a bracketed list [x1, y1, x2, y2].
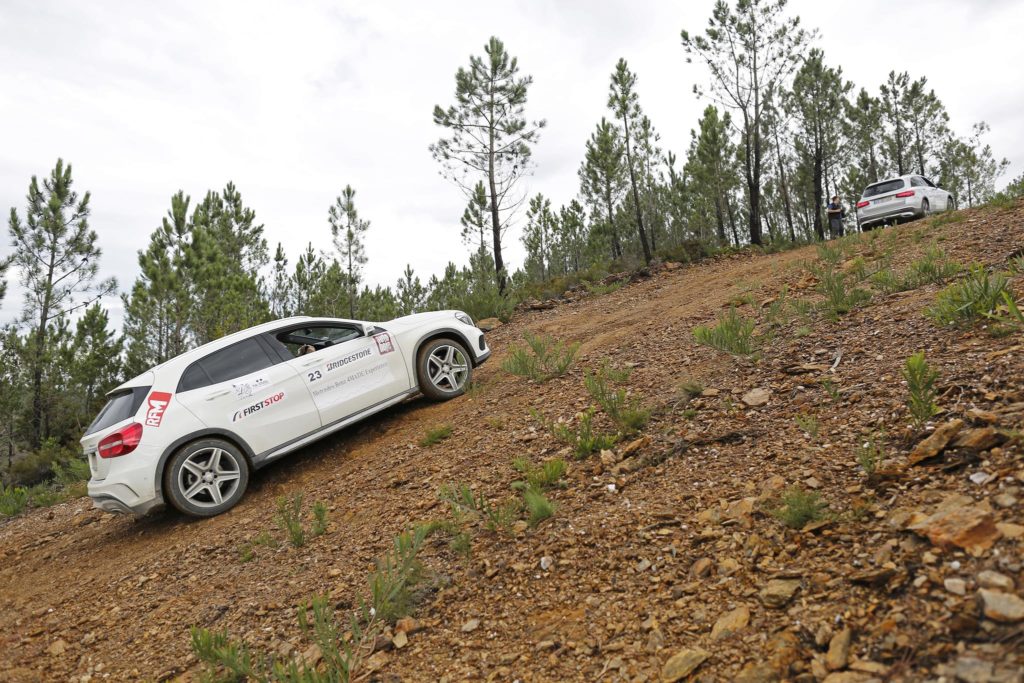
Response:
[858, 206, 922, 229]
[88, 479, 163, 516]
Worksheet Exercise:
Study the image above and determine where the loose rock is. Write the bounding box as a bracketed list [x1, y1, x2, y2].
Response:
[661, 647, 709, 682]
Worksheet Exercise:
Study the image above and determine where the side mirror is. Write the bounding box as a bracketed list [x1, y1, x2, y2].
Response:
[362, 323, 376, 337]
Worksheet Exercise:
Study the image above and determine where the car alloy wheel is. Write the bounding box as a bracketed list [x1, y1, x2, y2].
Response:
[417, 338, 472, 400]
[921, 198, 930, 215]
[165, 438, 249, 517]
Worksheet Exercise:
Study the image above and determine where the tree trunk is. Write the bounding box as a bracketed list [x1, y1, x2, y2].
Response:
[487, 95, 506, 293]
[621, 114, 653, 264]
[772, 118, 796, 242]
[603, 183, 620, 260]
[813, 148, 824, 241]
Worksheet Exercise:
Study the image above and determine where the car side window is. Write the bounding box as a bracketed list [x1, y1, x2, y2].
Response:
[276, 326, 364, 357]
[910, 176, 925, 187]
[178, 338, 276, 392]
[922, 177, 936, 187]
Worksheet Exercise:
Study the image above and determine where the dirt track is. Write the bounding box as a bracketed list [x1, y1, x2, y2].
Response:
[2, 203, 1023, 682]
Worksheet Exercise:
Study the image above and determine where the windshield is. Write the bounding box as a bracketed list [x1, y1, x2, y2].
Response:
[85, 386, 150, 436]
[863, 179, 905, 198]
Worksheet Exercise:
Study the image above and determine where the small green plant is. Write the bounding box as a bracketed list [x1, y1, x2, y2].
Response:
[483, 498, 521, 534]
[693, 307, 759, 355]
[681, 408, 697, 419]
[820, 378, 840, 401]
[239, 544, 255, 563]
[931, 211, 965, 228]
[312, 501, 329, 537]
[549, 407, 617, 459]
[1007, 254, 1024, 274]
[584, 365, 650, 433]
[501, 332, 580, 381]
[927, 265, 1011, 327]
[678, 379, 704, 397]
[771, 487, 828, 530]
[192, 596, 369, 682]
[511, 457, 566, 492]
[907, 247, 961, 286]
[815, 265, 871, 317]
[485, 416, 504, 429]
[794, 413, 820, 438]
[856, 433, 887, 476]
[794, 325, 812, 338]
[420, 424, 453, 447]
[816, 242, 844, 266]
[902, 352, 939, 428]
[869, 267, 906, 294]
[523, 488, 555, 528]
[438, 482, 487, 520]
[449, 530, 472, 558]
[276, 493, 307, 548]
[586, 280, 626, 296]
[253, 530, 279, 549]
[763, 286, 794, 326]
[366, 525, 432, 624]
[0, 484, 29, 517]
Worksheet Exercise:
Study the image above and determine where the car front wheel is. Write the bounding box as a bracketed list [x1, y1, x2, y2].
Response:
[417, 338, 472, 401]
[946, 197, 955, 211]
[164, 438, 250, 517]
[921, 198, 930, 216]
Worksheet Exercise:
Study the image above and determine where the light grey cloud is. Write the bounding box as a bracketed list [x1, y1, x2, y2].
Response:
[1, 0, 1020, 328]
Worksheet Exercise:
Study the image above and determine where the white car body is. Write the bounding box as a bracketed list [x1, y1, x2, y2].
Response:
[856, 174, 955, 231]
[80, 311, 489, 517]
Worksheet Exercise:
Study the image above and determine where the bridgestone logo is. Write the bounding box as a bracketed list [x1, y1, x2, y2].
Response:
[326, 348, 372, 372]
[232, 391, 285, 422]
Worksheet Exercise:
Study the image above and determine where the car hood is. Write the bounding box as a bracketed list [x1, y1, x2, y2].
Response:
[381, 311, 463, 333]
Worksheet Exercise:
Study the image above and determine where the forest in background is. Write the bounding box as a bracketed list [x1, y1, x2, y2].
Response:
[0, 0, 1020, 498]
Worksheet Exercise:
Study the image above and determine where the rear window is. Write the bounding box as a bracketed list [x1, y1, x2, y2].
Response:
[85, 386, 150, 436]
[863, 179, 905, 198]
[178, 337, 277, 392]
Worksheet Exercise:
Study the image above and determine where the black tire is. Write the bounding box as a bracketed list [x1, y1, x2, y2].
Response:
[921, 198, 930, 216]
[946, 197, 955, 211]
[416, 338, 472, 401]
[163, 438, 250, 517]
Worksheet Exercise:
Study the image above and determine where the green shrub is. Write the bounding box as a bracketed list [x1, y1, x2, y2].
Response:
[419, 424, 453, 447]
[0, 484, 29, 517]
[693, 307, 758, 355]
[794, 413, 820, 438]
[483, 498, 520, 535]
[678, 379, 704, 397]
[903, 352, 939, 428]
[907, 247, 962, 286]
[523, 489, 555, 528]
[550, 407, 617, 459]
[311, 502, 328, 537]
[816, 265, 871, 317]
[856, 433, 887, 476]
[366, 525, 432, 624]
[276, 493, 307, 548]
[771, 487, 827, 529]
[869, 267, 907, 294]
[927, 265, 1010, 327]
[584, 365, 650, 433]
[511, 457, 566, 492]
[501, 332, 580, 381]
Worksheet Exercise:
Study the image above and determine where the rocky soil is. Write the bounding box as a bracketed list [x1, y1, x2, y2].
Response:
[2, 202, 1023, 683]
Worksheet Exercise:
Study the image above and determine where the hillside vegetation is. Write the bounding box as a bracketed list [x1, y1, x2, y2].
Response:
[1, 202, 1023, 682]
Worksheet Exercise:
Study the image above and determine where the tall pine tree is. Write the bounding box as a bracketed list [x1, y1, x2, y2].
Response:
[329, 185, 369, 319]
[579, 118, 627, 261]
[608, 59, 653, 264]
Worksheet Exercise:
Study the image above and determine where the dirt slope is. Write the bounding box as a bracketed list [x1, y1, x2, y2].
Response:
[2, 203, 1023, 682]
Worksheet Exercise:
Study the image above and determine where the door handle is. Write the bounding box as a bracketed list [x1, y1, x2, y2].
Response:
[301, 358, 321, 367]
[205, 389, 232, 401]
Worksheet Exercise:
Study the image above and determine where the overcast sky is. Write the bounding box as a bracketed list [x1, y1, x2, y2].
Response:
[1, 0, 1021, 328]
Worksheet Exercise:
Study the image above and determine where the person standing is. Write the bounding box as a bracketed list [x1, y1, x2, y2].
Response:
[826, 195, 845, 237]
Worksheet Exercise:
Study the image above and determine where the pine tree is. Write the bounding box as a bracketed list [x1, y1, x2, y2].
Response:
[937, 122, 1010, 207]
[844, 89, 884, 187]
[880, 71, 911, 176]
[431, 36, 546, 292]
[357, 285, 398, 322]
[0, 328, 25, 471]
[460, 182, 490, 254]
[66, 304, 122, 430]
[188, 184, 269, 344]
[396, 264, 427, 316]
[558, 201, 588, 273]
[608, 59, 653, 264]
[269, 243, 292, 318]
[329, 185, 369, 319]
[682, 0, 812, 245]
[684, 106, 741, 246]
[7, 159, 117, 447]
[122, 191, 193, 377]
[522, 194, 555, 282]
[904, 77, 949, 176]
[787, 49, 851, 239]
[579, 118, 627, 261]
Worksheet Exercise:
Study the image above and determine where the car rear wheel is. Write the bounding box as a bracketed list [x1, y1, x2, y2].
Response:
[417, 338, 472, 401]
[164, 438, 249, 517]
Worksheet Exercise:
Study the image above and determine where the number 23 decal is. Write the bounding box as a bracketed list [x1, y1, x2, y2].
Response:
[307, 370, 322, 382]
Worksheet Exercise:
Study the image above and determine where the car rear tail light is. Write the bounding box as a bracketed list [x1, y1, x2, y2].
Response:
[97, 422, 144, 458]
[895, 190, 915, 198]
[856, 200, 870, 209]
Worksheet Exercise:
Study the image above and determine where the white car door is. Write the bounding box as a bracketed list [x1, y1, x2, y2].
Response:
[175, 336, 321, 456]
[273, 324, 412, 427]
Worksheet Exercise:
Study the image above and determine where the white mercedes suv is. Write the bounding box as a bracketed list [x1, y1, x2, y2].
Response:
[855, 174, 955, 231]
[80, 312, 489, 517]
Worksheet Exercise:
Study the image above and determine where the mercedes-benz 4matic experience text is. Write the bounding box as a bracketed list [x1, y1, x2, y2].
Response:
[80, 312, 489, 517]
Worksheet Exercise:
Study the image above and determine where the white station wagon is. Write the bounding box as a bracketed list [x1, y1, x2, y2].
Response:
[80, 312, 489, 517]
